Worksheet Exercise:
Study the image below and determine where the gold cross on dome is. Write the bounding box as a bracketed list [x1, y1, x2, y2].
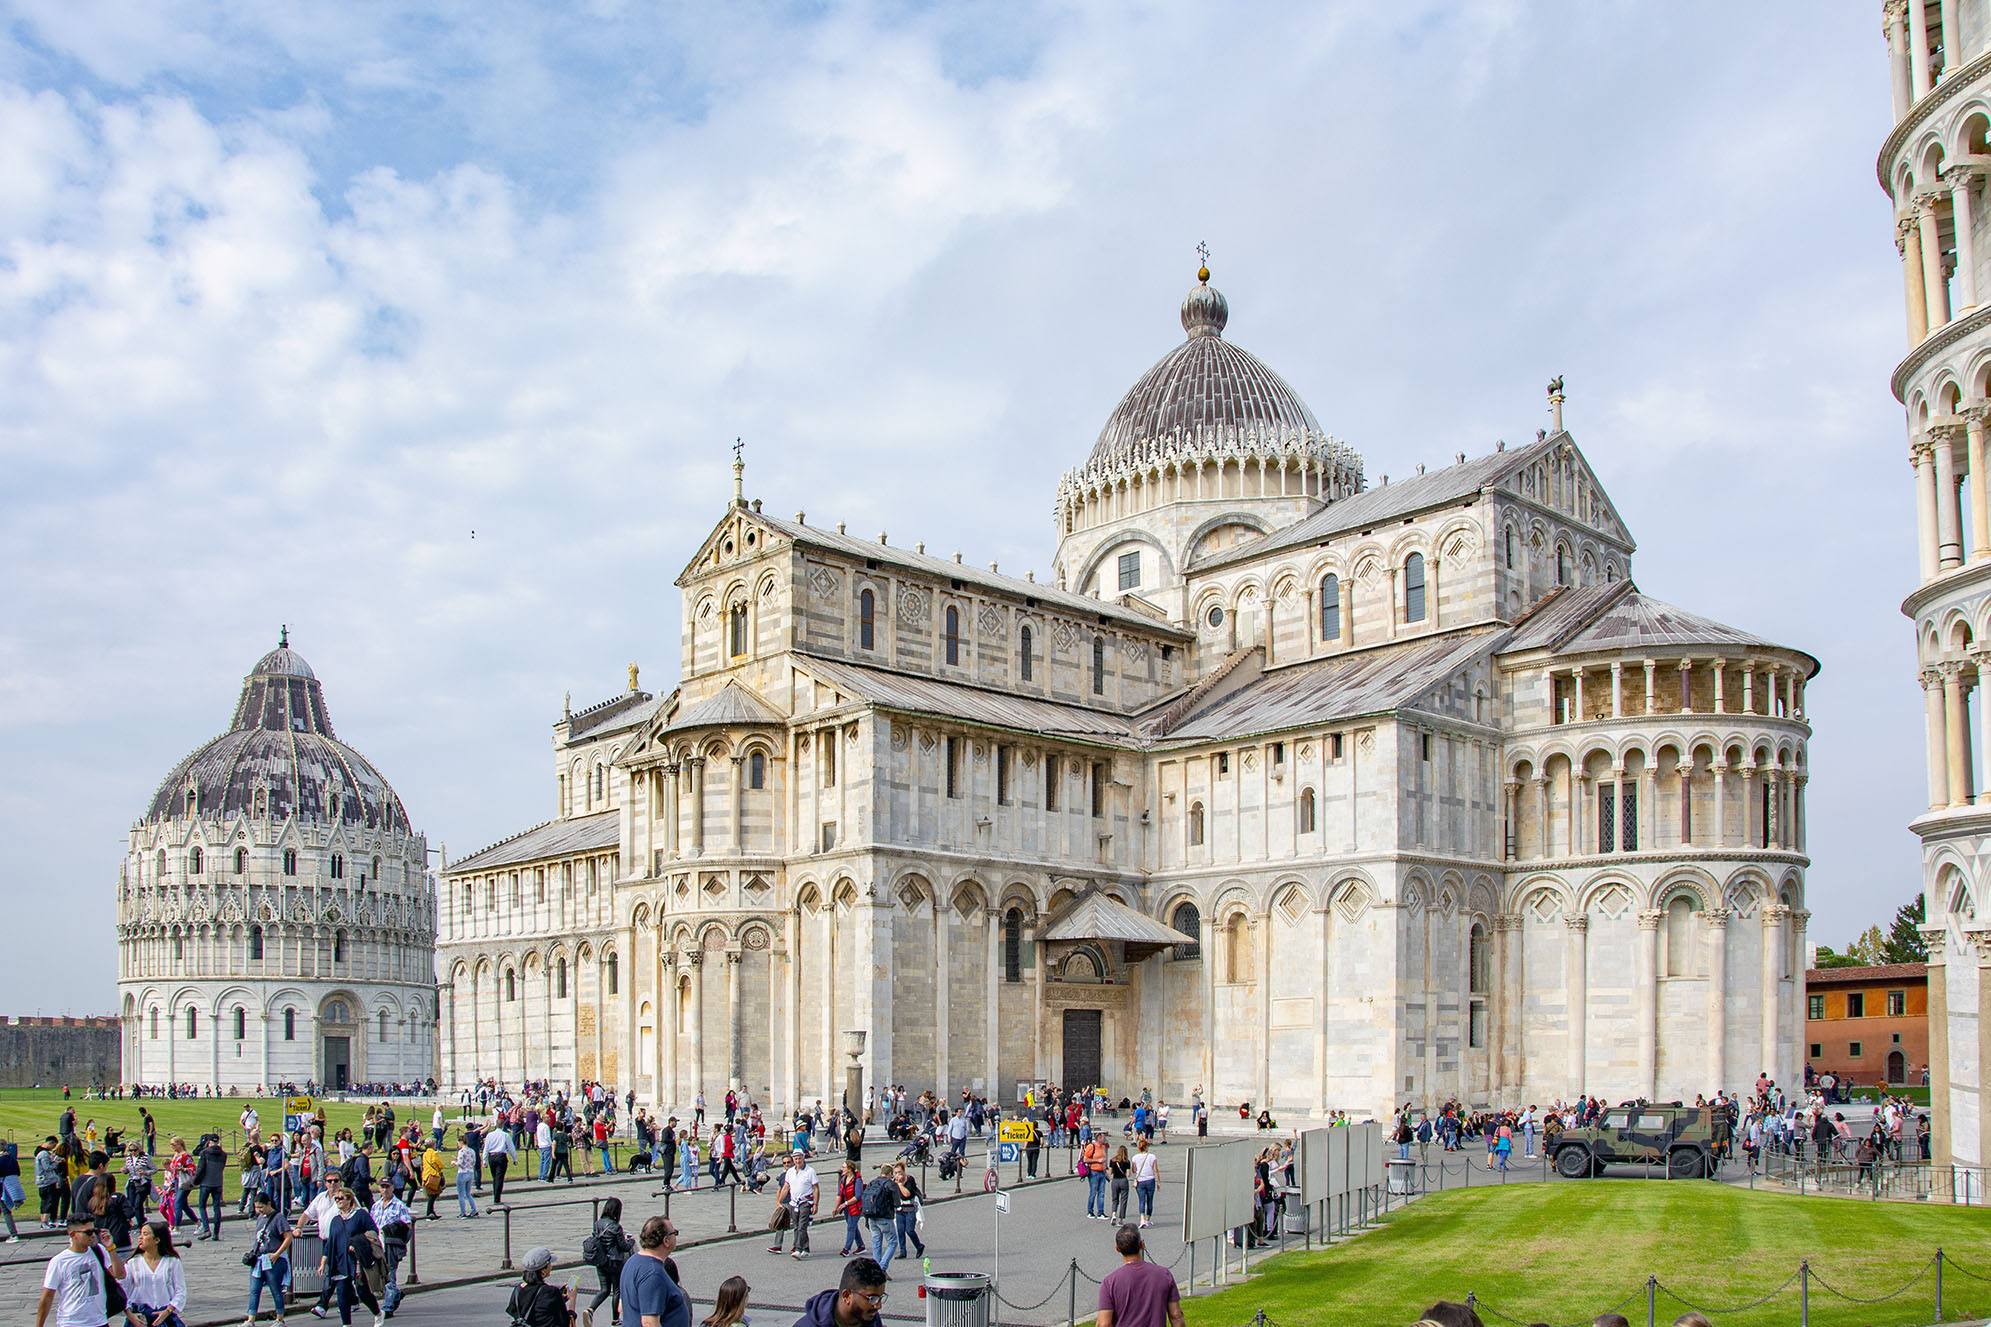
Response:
[1195, 241, 1210, 266]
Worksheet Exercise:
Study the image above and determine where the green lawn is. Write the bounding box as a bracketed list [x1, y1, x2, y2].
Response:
[1183, 1183, 1991, 1327]
[0, 1089, 452, 1200]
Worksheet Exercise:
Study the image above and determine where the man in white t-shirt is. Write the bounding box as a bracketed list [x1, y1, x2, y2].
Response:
[536, 1118, 554, 1181]
[767, 1150, 819, 1258]
[431, 1106, 445, 1146]
[239, 1105, 261, 1144]
[36, 1214, 122, 1327]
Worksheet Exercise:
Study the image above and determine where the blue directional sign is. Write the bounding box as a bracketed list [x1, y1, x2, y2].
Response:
[998, 1141, 1020, 1163]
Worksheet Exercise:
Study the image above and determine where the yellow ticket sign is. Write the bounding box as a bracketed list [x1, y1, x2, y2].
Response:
[998, 1120, 1033, 1142]
[286, 1097, 314, 1117]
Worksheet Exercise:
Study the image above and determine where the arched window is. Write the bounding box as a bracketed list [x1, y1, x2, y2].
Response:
[1003, 908, 1023, 983]
[234, 1007, 246, 1040]
[249, 926, 264, 961]
[749, 751, 766, 789]
[945, 607, 961, 665]
[1019, 626, 1033, 682]
[594, 765, 606, 801]
[1664, 896, 1695, 976]
[283, 849, 297, 876]
[557, 956, 568, 999]
[1319, 575, 1341, 641]
[858, 590, 875, 651]
[1170, 902, 1201, 960]
[505, 969, 517, 1001]
[155, 849, 166, 878]
[1604, 562, 1618, 583]
[185, 1007, 198, 1039]
[1093, 636, 1106, 694]
[1404, 553, 1426, 623]
[1224, 916, 1251, 983]
[330, 853, 343, 880]
[1504, 527, 1516, 570]
[1556, 546, 1570, 587]
[372, 856, 381, 880]
[378, 1010, 389, 1042]
[729, 602, 748, 657]
[1188, 801, 1205, 846]
[284, 1008, 296, 1041]
[187, 847, 203, 875]
[234, 847, 247, 874]
[149, 1008, 159, 1040]
[1298, 788, 1317, 833]
[1469, 923, 1491, 994]
[333, 930, 347, 964]
[606, 954, 619, 995]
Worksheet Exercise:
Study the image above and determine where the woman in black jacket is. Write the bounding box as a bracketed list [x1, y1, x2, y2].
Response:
[509, 1246, 578, 1327]
[585, 1196, 635, 1323]
[318, 1186, 382, 1326]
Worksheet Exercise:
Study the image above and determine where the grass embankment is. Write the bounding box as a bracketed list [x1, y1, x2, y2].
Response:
[0, 1089, 445, 1201]
[1181, 1183, 1991, 1327]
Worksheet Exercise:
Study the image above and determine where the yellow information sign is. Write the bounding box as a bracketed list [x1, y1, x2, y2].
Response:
[998, 1121, 1032, 1142]
[286, 1096, 314, 1117]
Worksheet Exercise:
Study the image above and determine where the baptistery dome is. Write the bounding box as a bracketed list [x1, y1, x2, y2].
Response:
[143, 636, 410, 833]
[1085, 268, 1331, 473]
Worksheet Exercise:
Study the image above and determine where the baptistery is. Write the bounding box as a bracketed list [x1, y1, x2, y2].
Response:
[116, 635, 437, 1091]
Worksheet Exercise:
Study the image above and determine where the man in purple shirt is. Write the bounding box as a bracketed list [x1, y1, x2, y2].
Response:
[1095, 1226, 1183, 1327]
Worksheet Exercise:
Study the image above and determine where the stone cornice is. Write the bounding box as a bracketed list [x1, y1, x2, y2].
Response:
[1893, 301, 1991, 403]
[1877, 47, 1991, 193]
[1901, 556, 1991, 618]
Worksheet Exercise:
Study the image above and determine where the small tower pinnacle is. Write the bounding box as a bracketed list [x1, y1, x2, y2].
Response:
[1547, 375, 1566, 434]
[732, 437, 746, 507]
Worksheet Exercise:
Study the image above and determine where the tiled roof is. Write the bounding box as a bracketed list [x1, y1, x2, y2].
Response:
[1556, 592, 1804, 662]
[751, 513, 1192, 638]
[445, 810, 620, 875]
[664, 682, 786, 732]
[1804, 963, 1927, 985]
[566, 692, 663, 739]
[796, 654, 1140, 743]
[1205, 436, 1561, 570]
[1042, 890, 1196, 947]
[1497, 583, 1632, 653]
[1157, 630, 1499, 743]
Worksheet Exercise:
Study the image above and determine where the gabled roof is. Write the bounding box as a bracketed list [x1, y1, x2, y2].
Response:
[735, 510, 1193, 638]
[663, 681, 786, 732]
[1804, 963, 1926, 985]
[1203, 436, 1561, 569]
[796, 654, 1140, 743]
[1041, 890, 1196, 949]
[445, 810, 620, 876]
[1157, 630, 1500, 743]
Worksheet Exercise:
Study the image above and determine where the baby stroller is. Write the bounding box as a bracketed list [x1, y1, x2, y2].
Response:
[897, 1135, 932, 1167]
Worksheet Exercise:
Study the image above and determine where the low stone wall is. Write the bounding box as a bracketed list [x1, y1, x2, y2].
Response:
[0, 1015, 121, 1090]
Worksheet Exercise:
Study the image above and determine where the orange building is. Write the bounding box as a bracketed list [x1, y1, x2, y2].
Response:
[1803, 963, 1928, 1089]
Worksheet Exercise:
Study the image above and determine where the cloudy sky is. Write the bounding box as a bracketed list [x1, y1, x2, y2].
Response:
[0, 1, 1911, 1014]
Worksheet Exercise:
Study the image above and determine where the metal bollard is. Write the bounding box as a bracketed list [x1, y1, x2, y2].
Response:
[405, 1221, 420, 1286]
[1800, 1260, 1809, 1327]
[1644, 1276, 1655, 1327]
[1068, 1258, 1078, 1327]
[593, 1198, 601, 1222]
[729, 1183, 738, 1233]
[1935, 1248, 1944, 1323]
[502, 1205, 514, 1270]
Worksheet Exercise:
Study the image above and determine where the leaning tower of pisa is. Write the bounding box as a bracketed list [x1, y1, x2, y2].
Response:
[1881, 0, 1991, 1186]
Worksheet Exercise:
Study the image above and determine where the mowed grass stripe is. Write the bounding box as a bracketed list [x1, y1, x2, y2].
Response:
[1179, 1183, 1991, 1327]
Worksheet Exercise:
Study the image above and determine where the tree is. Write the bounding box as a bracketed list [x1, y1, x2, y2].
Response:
[1811, 945, 1861, 970]
[1882, 895, 1927, 964]
[1846, 925, 1889, 966]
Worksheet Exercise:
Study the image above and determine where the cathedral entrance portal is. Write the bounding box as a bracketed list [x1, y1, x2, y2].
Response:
[324, 1036, 350, 1089]
[1062, 1010, 1101, 1095]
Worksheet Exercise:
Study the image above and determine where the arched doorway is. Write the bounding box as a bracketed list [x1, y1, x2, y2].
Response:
[1887, 1050, 1907, 1085]
[319, 995, 358, 1089]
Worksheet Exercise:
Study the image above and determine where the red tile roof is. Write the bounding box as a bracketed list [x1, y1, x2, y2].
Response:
[1804, 963, 1927, 985]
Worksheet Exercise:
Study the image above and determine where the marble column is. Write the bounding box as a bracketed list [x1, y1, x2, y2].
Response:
[1941, 0, 1960, 80]
[688, 950, 706, 1107]
[1760, 906, 1788, 1086]
[689, 759, 706, 855]
[1258, 912, 1274, 1107]
[1909, 0, 1932, 98]
[1904, 217, 1931, 347]
[1714, 763, 1729, 847]
[1921, 196, 1953, 331]
[1887, 0, 1912, 119]
[1532, 776, 1549, 859]
[1928, 668, 1954, 809]
[985, 909, 1001, 1099]
[1635, 910, 1660, 1099]
[1953, 171, 1981, 313]
[663, 952, 679, 1112]
[730, 757, 744, 853]
[1201, 911, 1217, 1097]
[1499, 914, 1525, 1100]
[1566, 914, 1589, 1098]
[1917, 443, 1942, 581]
[1706, 909, 1730, 1098]
[784, 912, 801, 1111]
[726, 950, 743, 1089]
[1936, 423, 1966, 569]
[1945, 663, 1973, 805]
[934, 901, 950, 1104]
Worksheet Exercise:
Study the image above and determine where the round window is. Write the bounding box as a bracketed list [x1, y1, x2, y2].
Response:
[723, 539, 735, 554]
[1206, 605, 1225, 628]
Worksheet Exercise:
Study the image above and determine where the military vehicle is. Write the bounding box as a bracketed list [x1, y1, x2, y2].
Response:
[1548, 1103, 1720, 1179]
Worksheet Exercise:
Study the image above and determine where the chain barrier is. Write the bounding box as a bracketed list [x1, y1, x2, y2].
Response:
[1467, 1280, 1644, 1327]
[1653, 1268, 1801, 1315]
[995, 1266, 1075, 1313]
[1943, 1252, 1991, 1283]
[1807, 1256, 1936, 1305]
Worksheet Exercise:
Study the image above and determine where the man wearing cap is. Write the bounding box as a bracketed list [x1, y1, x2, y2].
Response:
[768, 1150, 819, 1259]
[508, 1246, 579, 1327]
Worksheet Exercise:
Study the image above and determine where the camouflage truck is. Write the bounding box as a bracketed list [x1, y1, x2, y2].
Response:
[1549, 1103, 1721, 1179]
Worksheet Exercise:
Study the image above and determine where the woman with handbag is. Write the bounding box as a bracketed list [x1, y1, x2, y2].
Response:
[242, 1191, 292, 1326]
[121, 1218, 187, 1327]
[891, 1163, 925, 1264]
[581, 1196, 633, 1327]
[834, 1161, 862, 1256]
[317, 1185, 382, 1326]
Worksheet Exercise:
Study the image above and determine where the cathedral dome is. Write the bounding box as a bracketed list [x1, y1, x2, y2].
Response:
[142, 634, 410, 833]
[1085, 269, 1325, 472]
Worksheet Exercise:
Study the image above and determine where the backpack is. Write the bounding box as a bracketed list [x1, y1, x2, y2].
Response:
[860, 1176, 897, 1219]
[581, 1231, 603, 1265]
